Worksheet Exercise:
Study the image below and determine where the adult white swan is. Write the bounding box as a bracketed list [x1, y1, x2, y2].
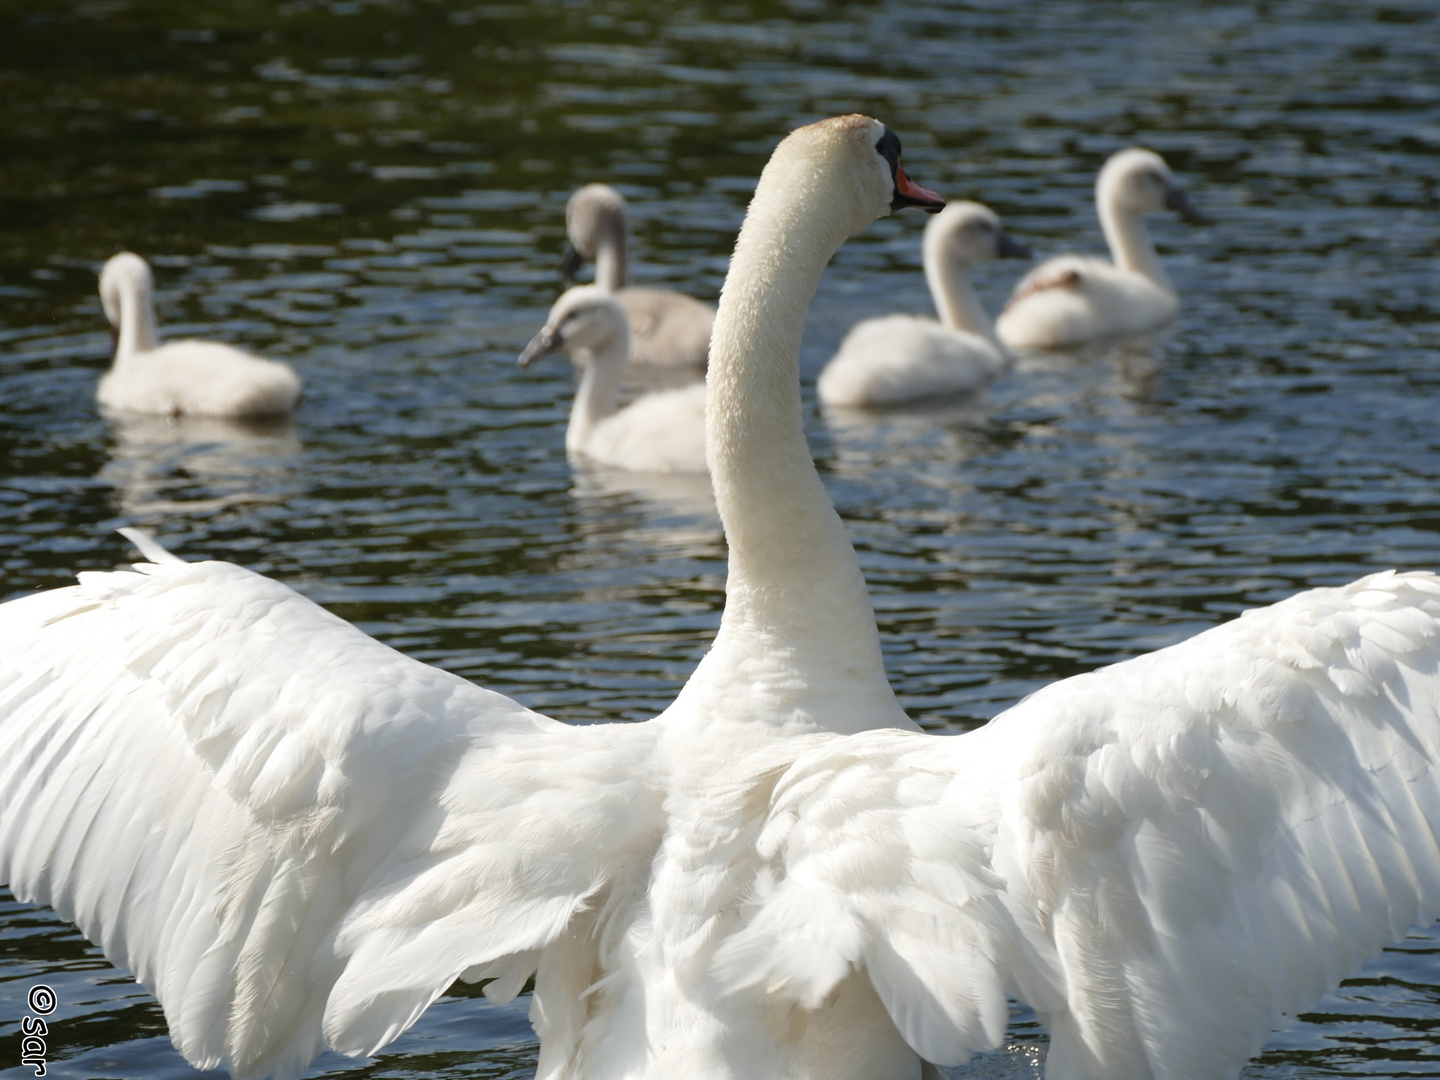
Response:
[818, 201, 1029, 407]
[3, 117, 1440, 1080]
[519, 285, 707, 474]
[562, 183, 714, 382]
[995, 148, 1206, 352]
[96, 252, 302, 418]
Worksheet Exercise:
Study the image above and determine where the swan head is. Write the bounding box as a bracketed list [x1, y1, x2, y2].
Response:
[872, 124, 946, 217]
[519, 285, 630, 370]
[1097, 148, 1207, 225]
[759, 116, 944, 242]
[560, 184, 628, 280]
[99, 252, 154, 329]
[923, 201, 1031, 269]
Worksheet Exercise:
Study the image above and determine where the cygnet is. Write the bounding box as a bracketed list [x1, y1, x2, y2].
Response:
[818, 201, 1029, 407]
[520, 285, 707, 474]
[96, 252, 301, 418]
[995, 148, 1205, 352]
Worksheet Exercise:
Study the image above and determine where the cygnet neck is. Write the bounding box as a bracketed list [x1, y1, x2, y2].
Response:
[111, 278, 161, 363]
[594, 214, 630, 293]
[924, 234, 999, 347]
[704, 143, 898, 721]
[566, 338, 626, 452]
[1098, 185, 1172, 291]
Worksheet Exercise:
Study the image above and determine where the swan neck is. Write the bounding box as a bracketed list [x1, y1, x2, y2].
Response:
[566, 344, 624, 452]
[925, 250, 997, 345]
[114, 281, 160, 362]
[1099, 198, 1171, 290]
[595, 221, 629, 292]
[705, 162, 894, 708]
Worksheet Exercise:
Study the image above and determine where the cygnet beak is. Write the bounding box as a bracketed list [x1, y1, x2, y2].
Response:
[558, 243, 584, 283]
[892, 165, 945, 214]
[1165, 186, 1209, 226]
[519, 324, 561, 367]
[997, 232, 1032, 260]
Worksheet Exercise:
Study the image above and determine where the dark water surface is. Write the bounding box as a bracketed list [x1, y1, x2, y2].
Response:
[3, 0, 1440, 1076]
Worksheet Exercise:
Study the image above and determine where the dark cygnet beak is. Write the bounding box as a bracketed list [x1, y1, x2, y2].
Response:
[1165, 186, 1209, 226]
[558, 243, 584, 283]
[997, 232, 1032, 260]
[892, 165, 946, 214]
[518, 324, 561, 367]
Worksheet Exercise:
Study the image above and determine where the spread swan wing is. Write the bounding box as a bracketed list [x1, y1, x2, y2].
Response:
[719, 571, 1440, 1078]
[0, 540, 660, 1079]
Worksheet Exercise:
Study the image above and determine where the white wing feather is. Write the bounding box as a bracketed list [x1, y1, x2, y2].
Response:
[0, 545, 661, 1080]
[717, 571, 1440, 1079]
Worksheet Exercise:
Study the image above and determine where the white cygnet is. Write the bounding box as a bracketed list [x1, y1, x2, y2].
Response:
[519, 285, 707, 474]
[96, 252, 302, 418]
[995, 148, 1206, 352]
[818, 201, 1029, 408]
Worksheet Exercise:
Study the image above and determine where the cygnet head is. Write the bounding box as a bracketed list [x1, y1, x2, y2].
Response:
[1097, 148, 1207, 224]
[99, 252, 154, 330]
[924, 201, 1031, 268]
[560, 184, 628, 280]
[519, 285, 630, 370]
[98, 251, 162, 359]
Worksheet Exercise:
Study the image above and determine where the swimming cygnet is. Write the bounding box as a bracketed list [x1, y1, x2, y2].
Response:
[519, 285, 707, 474]
[96, 252, 302, 418]
[818, 201, 1029, 407]
[561, 183, 713, 382]
[995, 148, 1206, 352]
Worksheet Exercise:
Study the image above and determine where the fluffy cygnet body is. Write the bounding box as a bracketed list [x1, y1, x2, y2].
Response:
[995, 148, 1205, 352]
[818, 201, 1029, 408]
[520, 285, 707, 474]
[562, 183, 713, 383]
[96, 252, 301, 418]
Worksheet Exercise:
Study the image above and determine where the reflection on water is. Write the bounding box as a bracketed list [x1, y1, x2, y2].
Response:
[2, 0, 1440, 1076]
[822, 395, 996, 476]
[568, 463, 719, 545]
[101, 412, 303, 518]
